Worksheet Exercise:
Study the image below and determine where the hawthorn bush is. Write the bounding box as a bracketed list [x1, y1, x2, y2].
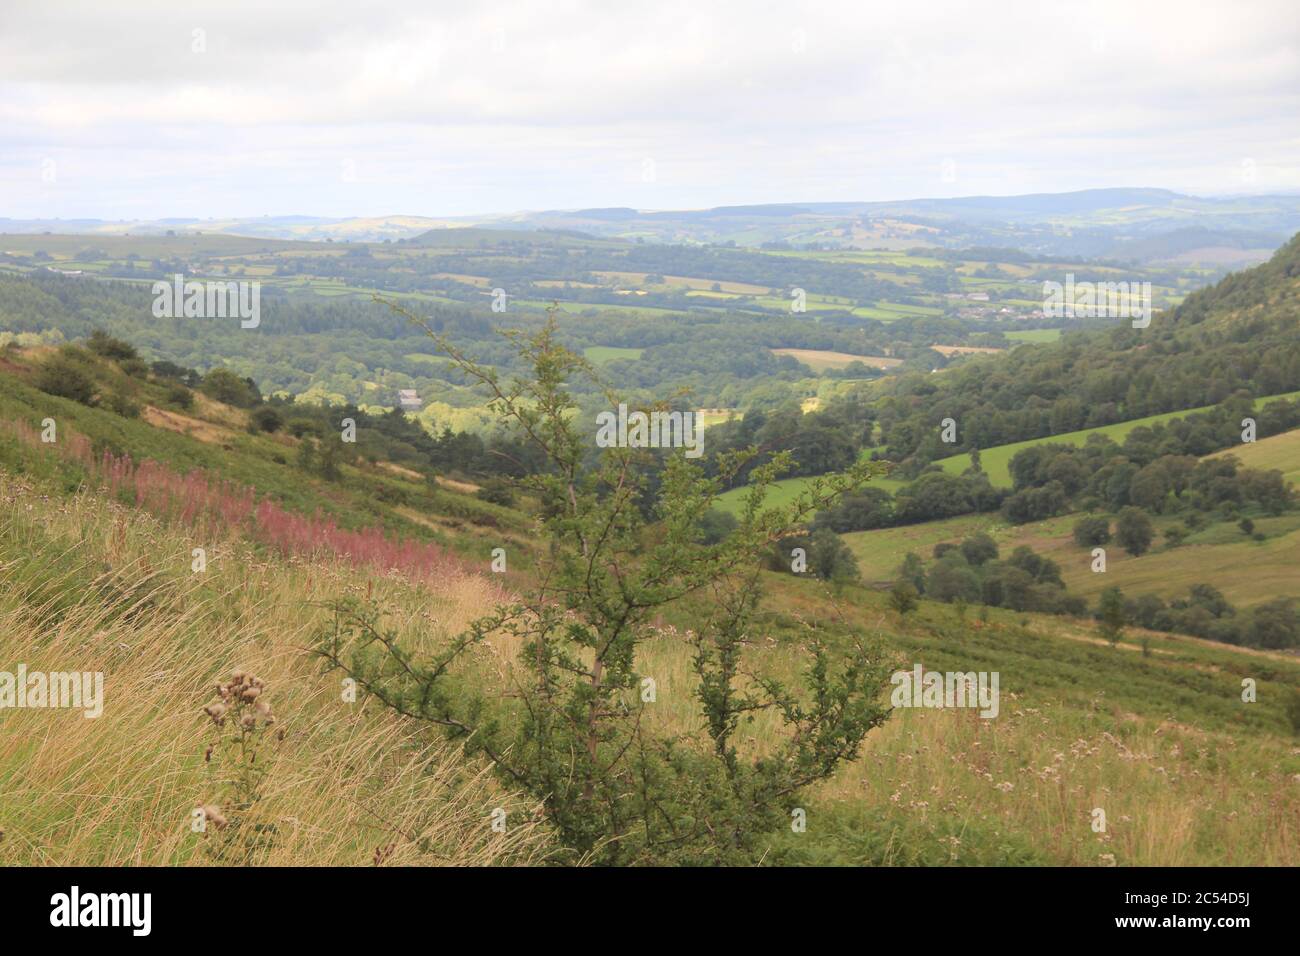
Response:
[315, 305, 895, 864]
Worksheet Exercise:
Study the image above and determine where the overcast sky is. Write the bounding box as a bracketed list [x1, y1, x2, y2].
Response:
[2, 0, 1298, 220]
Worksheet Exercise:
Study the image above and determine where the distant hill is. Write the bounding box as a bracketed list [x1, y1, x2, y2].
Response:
[8, 188, 1300, 260]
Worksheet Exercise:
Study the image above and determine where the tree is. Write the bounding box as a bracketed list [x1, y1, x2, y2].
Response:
[1286, 688, 1300, 737]
[315, 304, 894, 865]
[34, 350, 96, 405]
[818, 487, 892, 532]
[1115, 507, 1154, 556]
[696, 508, 738, 545]
[894, 472, 974, 523]
[475, 477, 515, 507]
[202, 367, 261, 408]
[1244, 598, 1299, 650]
[166, 383, 194, 410]
[960, 532, 999, 566]
[889, 582, 919, 617]
[809, 527, 859, 586]
[897, 551, 927, 594]
[86, 329, 138, 361]
[249, 406, 283, 433]
[927, 558, 980, 604]
[1002, 481, 1067, 523]
[1098, 586, 1126, 647]
[1072, 516, 1111, 548]
[317, 436, 342, 481]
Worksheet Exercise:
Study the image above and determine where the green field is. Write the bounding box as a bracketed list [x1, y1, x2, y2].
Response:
[1211, 426, 1300, 486]
[717, 392, 1300, 515]
[714, 469, 905, 516]
[842, 417, 1300, 607]
[583, 345, 644, 363]
[843, 505, 1300, 609]
[1005, 328, 1062, 344]
[935, 390, 1300, 487]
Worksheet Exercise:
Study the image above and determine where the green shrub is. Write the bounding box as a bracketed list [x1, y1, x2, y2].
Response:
[249, 406, 284, 433]
[34, 351, 96, 405]
[1072, 515, 1111, 547]
[165, 383, 194, 410]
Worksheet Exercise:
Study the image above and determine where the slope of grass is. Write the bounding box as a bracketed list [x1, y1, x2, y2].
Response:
[1005, 328, 1062, 343]
[0, 360, 530, 556]
[935, 390, 1300, 487]
[770, 347, 902, 371]
[1211, 426, 1300, 486]
[3, 350, 1299, 867]
[3, 447, 1299, 866]
[843, 505, 1300, 610]
[746, 576, 1300, 865]
[717, 392, 1300, 516]
[713, 471, 906, 516]
[0, 475, 554, 866]
[583, 345, 644, 363]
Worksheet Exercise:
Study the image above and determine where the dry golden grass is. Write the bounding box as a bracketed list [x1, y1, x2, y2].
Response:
[770, 348, 903, 371]
[810, 701, 1300, 865]
[0, 475, 555, 866]
[3, 465, 1297, 867]
[141, 403, 237, 445]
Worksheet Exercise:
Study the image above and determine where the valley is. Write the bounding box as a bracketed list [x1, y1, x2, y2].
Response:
[2, 196, 1299, 870]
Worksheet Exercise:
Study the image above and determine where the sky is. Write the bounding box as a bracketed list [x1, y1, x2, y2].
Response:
[2, 0, 1298, 220]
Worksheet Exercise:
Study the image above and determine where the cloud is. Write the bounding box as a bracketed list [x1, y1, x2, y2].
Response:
[1, 0, 1297, 217]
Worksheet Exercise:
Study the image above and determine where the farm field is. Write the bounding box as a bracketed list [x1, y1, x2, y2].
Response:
[1210, 426, 1300, 485]
[583, 345, 644, 363]
[717, 392, 1300, 517]
[843, 506, 1300, 610]
[933, 390, 1300, 487]
[714, 469, 907, 516]
[1005, 328, 1063, 343]
[771, 347, 902, 371]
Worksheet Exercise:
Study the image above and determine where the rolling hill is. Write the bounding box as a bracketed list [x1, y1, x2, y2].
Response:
[0, 330, 1297, 866]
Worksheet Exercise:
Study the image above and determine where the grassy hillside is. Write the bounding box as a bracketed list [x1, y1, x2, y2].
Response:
[0, 347, 532, 559]
[932, 390, 1300, 487]
[1, 339, 1298, 866]
[714, 389, 1300, 516]
[3, 456, 1297, 866]
[0, 473, 554, 866]
[1212, 426, 1300, 486]
[844, 508, 1300, 610]
[843, 414, 1300, 610]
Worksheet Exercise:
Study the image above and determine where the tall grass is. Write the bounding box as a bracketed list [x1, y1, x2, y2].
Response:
[0, 473, 551, 866]
[3, 423, 1298, 865]
[8, 420, 469, 581]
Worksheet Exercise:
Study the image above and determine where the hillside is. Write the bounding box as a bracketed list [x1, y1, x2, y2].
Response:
[0, 328, 1298, 866]
[714, 390, 1300, 514]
